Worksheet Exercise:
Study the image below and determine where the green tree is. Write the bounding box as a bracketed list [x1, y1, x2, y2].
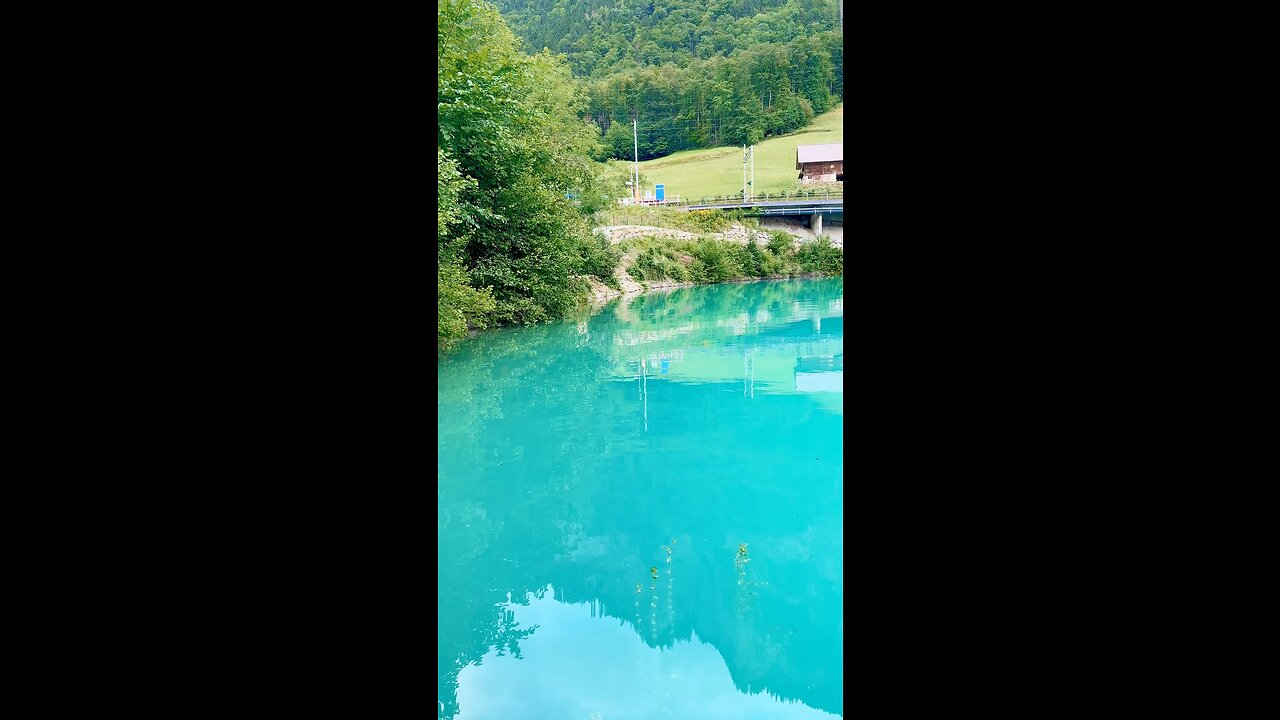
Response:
[439, 148, 496, 347]
[603, 120, 634, 161]
[439, 0, 615, 344]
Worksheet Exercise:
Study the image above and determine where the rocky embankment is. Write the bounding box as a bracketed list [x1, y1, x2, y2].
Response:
[594, 222, 841, 249]
[758, 217, 843, 249]
[593, 224, 773, 246]
[585, 221, 840, 303]
[582, 247, 644, 304]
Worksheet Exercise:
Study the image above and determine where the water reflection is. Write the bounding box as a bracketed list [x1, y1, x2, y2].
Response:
[439, 278, 843, 719]
[455, 586, 839, 720]
[605, 281, 843, 416]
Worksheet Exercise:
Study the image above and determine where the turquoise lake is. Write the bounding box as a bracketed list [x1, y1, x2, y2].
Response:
[438, 277, 844, 719]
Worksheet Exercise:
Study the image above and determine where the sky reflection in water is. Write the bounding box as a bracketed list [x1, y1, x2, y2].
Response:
[439, 278, 843, 719]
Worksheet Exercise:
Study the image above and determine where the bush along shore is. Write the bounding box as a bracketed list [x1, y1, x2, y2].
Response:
[581, 231, 842, 303]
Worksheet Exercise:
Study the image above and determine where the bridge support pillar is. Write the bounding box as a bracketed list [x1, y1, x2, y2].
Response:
[810, 212, 823, 237]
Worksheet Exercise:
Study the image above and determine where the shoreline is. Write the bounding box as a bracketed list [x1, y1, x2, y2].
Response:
[445, 274, 840, 352]
[585, 225, 840, 305]
[585, 272, 836, 305]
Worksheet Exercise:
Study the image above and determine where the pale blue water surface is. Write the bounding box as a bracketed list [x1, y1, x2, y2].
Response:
[439, 278, 843, 719]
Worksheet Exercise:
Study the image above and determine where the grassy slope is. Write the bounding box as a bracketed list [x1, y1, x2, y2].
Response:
[634, 103, 843, 201]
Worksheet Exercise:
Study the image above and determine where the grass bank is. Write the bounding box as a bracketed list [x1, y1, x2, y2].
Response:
[636, 104, 843, 200]
[592, 205, 759, 234]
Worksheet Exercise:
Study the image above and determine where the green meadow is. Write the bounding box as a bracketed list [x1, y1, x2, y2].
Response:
[631, 104, 843, 202]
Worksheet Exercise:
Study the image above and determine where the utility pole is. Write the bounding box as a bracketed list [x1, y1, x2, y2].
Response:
[750, 145, 754, 202]
[634, 117, 639, 204]
[743, 145, 747, 203]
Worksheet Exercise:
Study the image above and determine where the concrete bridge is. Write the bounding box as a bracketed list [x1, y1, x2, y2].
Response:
[677, 197, 843, 236]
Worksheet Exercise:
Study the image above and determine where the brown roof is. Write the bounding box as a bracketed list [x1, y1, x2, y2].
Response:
[796, 143, 843, 168]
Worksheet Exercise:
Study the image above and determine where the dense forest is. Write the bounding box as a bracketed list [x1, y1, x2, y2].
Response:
[492, 0, 840, 76]
[494, 0, 843, 158]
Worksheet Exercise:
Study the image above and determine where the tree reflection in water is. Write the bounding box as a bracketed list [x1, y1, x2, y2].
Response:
[439, 278, 843, 718]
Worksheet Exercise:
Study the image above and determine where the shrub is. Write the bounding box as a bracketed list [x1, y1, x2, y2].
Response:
[632, 246, 691, 283]
[759, 249, 789, 276]
[767, 231, 794, 257]
[740, 238, 765, 277]
[438, 261, 496, 348]
[795, 237, 843, 275]
[580, 231, 622, 288]
[690, 238, 743, 282]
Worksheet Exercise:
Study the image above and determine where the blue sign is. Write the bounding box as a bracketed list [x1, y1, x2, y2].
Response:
[655, 184, 664, 202]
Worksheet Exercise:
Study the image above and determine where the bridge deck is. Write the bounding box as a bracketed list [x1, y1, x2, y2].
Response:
[680, 199, 843, 213]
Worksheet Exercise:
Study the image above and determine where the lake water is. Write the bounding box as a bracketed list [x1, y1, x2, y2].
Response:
[438, 278, 844, 719]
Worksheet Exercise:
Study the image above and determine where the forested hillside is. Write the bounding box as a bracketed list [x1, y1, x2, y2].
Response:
[494, 0, 843, 159]
[493, 0, 838, 75]
[438, 0, 844, 348]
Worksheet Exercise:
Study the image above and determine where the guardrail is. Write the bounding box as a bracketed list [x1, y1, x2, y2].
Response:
[626, 189, 843, 209]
